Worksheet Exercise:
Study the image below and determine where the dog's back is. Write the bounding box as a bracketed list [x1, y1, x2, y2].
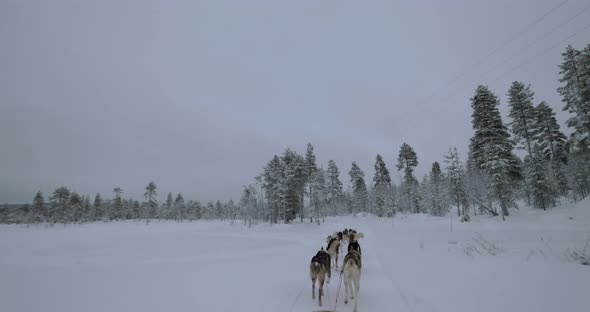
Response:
[343, 249, 362, 270]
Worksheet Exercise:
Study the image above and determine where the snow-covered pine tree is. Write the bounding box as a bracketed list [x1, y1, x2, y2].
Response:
[558, 44, 590, 148]
[373, 154, 392, 217]
[174, 193, 186, 222]
[533, 102, 569, 162]
[68, 192, 83, 223]
[261, 155, 284, 224]
[525, 149, 556, 210]
[469, 85, 520, 219]
[507, 81, 537, 155]
[305, 143, 318, 222]
[164, 192, 173, 219]
[507, 83, 558, 209]
[311, 167, 327, 224]
[281, 149, 306, 223]
[419, 174, 431, 215]
[32, 191, 45, 222]
[565, 147, 590, 200]
[83, 195, 91, 221]
[428, 161, 449, 216]
[215, 200, 223, 220]
[93, 193, 103, 221]
[112, 187, 123, 220]
[349, 162, 368, 214]
[144, 181, 158, 220]
[532, 102, 569, 196]
[49, 186, 70, 223]
[507, 81, 538, 205]
[444, 147, 469, 220]
[326, 160, 344, 216]
[240, 185, 258, 226]
[397, 143, 421, 213]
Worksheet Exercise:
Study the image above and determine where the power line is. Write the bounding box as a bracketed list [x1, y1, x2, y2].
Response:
[436, 21, 590, 105]
[480, 2, 590, 80]
[423, 0, 570, 103]
[491, 22, 590, 83]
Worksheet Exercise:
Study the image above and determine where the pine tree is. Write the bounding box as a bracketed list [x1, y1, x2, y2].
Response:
[558, 45, 590, 147]
[525, 150, 556, 210]
[373, 155, 392, 217]
[261, 155, 284, 224]
[49, 186, 70, 223]
[112, 187, 123, 220]
[310, 167, 327, 224]
[349, 162, 368, 214]
[32, 191, 45, 222]
[68, 192, 83, 222]
[533, 102, 568, 162]
[305, 143, 318, 222]
[83, 195, 91, 221]
[133, 200, 141, 220]
[397, 143, 420, 213]
[507, 81, 537, 155]
[444, 147, 469, 220]
[175, 193, 186, 222]
[469, 85, 519, 219]
[164, 192, 174, 219]
[428, 161, 449, 216]
[240, 185, 258, 226]
[532, 102, 569, 196]
[565, 148, 590, 200]
[326, 160, 344, 216]
[93, 193, 103, 221]
[281, 149, 306, 223]
[144, 181, 158, 219]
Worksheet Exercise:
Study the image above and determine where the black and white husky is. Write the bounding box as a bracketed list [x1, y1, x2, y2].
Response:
[310, 247, 331, 307]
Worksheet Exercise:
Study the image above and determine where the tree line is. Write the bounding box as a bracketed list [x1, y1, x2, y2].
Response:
[1, 43, 589, 225]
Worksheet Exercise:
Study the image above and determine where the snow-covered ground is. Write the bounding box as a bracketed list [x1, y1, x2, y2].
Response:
[1, 199, 589, 312]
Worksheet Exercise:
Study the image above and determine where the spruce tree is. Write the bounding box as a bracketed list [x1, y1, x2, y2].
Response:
[112, 187, 123, 220]
[326, 160, 344, 215]
[175, 193, 186, 221]
[507, 81, 537, 155]
[49, 186, 70, 223]
[349, 162, 368, 214]
[373, 155, 392, 216]
[525, 150, 556, 210]
[144, 181, 158, 219]
[444, 147, 469, 220]
[32, 191, 45, 222]
[93, 193, 103, 221]
[558, 45, 590, 147]
[311, 167, 327, 224]
[305, 143, 318, 221]
[397, 143, 420, 213]
[428, 161, 449, 216]
[469, 85, 518, 219]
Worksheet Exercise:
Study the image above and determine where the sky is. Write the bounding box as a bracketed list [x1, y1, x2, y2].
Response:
[1, 0, 590, 204]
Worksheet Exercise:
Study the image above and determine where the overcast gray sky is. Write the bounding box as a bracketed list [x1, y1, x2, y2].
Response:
[1, 0, 590, 204]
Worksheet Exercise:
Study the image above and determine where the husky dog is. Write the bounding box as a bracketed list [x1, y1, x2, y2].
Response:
[342, 249, 362, 312]
[348, 240, 362, 255]
[310, 247, 331, 307]
[326, 232, 342, 270]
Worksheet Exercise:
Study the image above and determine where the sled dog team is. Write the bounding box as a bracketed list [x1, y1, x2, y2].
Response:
[310, 228, 364, 311]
